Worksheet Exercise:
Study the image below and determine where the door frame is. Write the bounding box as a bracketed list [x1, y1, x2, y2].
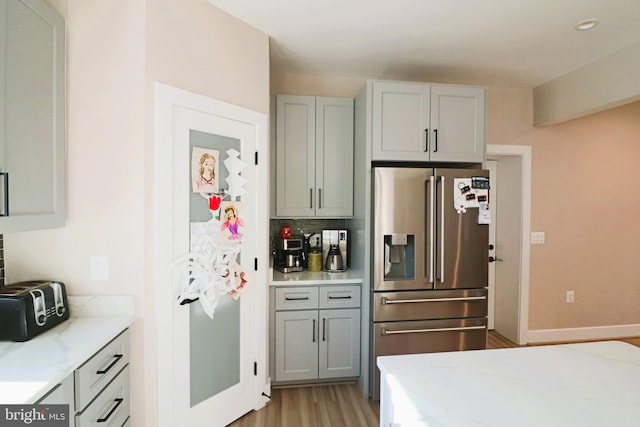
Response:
[486, 144, 531, 345]
[154, 83, 269, 425]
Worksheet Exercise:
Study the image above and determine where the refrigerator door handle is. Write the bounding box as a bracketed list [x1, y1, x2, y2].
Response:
[437, 175, 446, 283]
[381, 296, 487, 304]
[427, 176, 435, 283]
[381, 325, 486, 336]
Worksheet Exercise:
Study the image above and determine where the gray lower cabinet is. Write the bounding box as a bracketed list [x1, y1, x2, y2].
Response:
[273, 285, 360, 383]
[74, 330, 130, 426]
[36, 329, 130, 427]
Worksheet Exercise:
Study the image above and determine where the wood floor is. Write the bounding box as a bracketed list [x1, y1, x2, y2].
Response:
[229, 332, 640, 426]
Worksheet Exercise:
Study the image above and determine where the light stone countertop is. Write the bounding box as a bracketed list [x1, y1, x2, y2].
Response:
[0, 296, 135, 404]
[377, 341, 640, 427]
[271, 268, 362, 286]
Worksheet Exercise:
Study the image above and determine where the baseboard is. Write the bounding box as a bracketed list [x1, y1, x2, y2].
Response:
[528, 324, 640, 343]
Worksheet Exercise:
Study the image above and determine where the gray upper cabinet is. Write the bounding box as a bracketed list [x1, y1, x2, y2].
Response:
[275, 95, 353, 218]
[0, 0, 66, 233]
[372, 81, 485, 163]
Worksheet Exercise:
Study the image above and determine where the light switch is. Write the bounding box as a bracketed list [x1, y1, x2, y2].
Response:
[90, 256, 109, 280]
[531, 232, 545, 245]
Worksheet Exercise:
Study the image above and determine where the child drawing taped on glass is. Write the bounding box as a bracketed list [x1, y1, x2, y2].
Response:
[219, 202, 244, 242]
[192, 147, 220, 194]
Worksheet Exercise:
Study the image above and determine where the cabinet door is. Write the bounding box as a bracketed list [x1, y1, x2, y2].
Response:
[274, 310, 319, 382]
[0, 0, 65, 232]
[429, 85, 485, 163]
[315, 97, 353, 217]
[318, 308, 360, 379]
[372, 82, 431, 161]
[275, 95, 315, 217]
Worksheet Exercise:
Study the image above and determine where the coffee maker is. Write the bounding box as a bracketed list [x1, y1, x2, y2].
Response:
[322, 229, 348, 272]
[274, 238, 304, 273]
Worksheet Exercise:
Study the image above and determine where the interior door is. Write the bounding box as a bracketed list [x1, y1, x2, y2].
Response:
[155, 84, 268, 427]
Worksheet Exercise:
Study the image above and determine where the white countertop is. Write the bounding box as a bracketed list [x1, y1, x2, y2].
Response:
[377, 341, 640, 427]
[0, 296, 135, 404]
[271, 268, 362, 285]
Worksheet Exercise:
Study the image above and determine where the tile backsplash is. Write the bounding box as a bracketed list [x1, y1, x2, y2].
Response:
[270, 218, 348, 250]
[0, 234, 4, 286]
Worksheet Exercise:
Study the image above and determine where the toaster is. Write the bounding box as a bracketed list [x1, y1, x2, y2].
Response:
[0, 280, 70, 342]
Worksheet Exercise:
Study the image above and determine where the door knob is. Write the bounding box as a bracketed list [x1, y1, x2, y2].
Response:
[488, 256, 503, 263]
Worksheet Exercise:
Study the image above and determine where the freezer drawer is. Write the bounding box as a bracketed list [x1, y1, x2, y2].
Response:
[372, 288, 488, 322]
[371, 317, 487, 399]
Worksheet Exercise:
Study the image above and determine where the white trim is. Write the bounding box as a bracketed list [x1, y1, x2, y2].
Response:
[486, 144, 531, 345]
[528, 324, 640, 343]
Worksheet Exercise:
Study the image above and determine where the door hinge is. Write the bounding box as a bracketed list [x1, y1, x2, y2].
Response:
[254, 258, 258, 271]
[254, 362, 257, 376]
[255, 151, 258, 165]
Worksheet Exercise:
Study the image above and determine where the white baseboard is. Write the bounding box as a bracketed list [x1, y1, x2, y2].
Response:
[528, 324, 640, 343]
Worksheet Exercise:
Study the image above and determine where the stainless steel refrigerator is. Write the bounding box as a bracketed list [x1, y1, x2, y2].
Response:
[370, 167, 490, 399]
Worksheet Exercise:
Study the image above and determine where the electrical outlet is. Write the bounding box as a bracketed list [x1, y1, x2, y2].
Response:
[566, 290, 574, 303]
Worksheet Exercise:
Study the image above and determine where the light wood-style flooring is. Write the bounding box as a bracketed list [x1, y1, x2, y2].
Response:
[229, 332, 640, 426]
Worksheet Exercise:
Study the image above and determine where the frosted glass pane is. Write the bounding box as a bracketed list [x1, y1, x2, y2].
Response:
[188, 129, 242, 407]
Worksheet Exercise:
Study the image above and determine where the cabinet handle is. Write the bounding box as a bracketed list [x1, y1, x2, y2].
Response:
[312, 319, 316, 342]
[318, 188, 322, 209]
[0, 172, 8, 216]
[309, 189, 313, 209]
[328, 295, 352, 300]
[424, 128, 429, 152]
[97, 398, 124, 423]
[96, 354, 123, 375]
[434, 129, 438, 152]
[322, 318, 326, 341]
[285, 296, 309, 301]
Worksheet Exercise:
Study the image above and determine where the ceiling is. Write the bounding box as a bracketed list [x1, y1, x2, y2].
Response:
[206, 0, 640, 88]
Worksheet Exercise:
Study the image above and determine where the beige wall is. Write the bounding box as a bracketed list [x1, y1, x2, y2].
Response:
[272, 73, 640, 333]
[6, 1, 269, 426]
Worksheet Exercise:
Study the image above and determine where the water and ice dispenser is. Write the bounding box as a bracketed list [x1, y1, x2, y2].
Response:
[383, 234, 415, 280]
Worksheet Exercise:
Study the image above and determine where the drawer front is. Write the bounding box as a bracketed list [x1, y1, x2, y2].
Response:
[76, 365, 130, 427]
[274, 287, 318, 310]
[372, 317, 487, 400]
[319, 285, 361, 309]
[373, 288, 487, 322]
[75, 329, 130, 411]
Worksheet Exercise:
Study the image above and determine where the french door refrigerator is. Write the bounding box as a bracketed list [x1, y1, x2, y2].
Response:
[370, 167, 490, 399]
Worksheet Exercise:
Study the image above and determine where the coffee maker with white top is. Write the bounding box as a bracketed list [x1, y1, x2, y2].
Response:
[322, 229, 348, 272]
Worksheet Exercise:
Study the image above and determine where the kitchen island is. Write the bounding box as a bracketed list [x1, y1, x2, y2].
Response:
[0, 296, 134, 404]
[377, 341, 640, 427]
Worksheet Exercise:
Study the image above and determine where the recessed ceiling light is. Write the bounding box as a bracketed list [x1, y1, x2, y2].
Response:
[575, 19, 599, 31]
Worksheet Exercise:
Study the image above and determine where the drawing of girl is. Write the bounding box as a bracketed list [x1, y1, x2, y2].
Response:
[192, 148, 219, 193]
[220, 203, 244, 241]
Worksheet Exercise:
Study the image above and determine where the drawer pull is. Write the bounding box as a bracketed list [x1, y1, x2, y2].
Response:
[285, 296, 309, 301]
[328, 295, 352, 300]
[381, 325, 486, 336]
[381, 296, 486, 304]
[96, 354, 124, 375]
[97, 398, 124, 423]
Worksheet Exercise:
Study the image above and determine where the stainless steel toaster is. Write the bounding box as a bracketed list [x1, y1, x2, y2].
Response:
[0, 280, 70, 341]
